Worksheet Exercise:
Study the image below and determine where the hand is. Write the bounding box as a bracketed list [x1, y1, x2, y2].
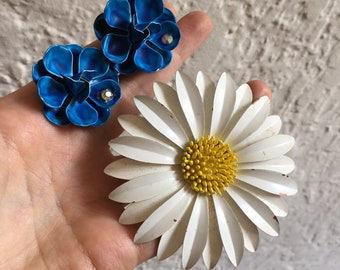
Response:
[0, 5, 271, 270]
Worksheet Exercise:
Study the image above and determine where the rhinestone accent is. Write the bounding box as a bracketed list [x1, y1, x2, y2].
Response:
[99, 89, 114, 102]
[161, 34, 174, 45]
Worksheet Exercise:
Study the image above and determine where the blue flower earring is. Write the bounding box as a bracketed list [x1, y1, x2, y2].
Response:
[33, 45, 121, 127]
[32, 0, 180, 127]
[94, 0, 181, 74]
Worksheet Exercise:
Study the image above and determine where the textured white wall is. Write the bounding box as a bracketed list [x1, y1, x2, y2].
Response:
[1, 0, 339, 269]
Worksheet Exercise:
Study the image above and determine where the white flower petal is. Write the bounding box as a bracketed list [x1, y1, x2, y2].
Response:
[196, 71, 216, 136]
[118, 114, 179, 149]
[134, 96, 189, 148]
[227, 185, 280, 236]
[236, 134, 295, 163]
[226, 96, 270, 146]
[109, 131, 130, 156]
[134, 187, 194, 243]
[213, 194, 244, 266]
[222, 192, 259, 252]
[232, 115, 282, 152]
[153, 82, 193, 139]
[157, 199, 195, 260]
[210, 73, 236, 137]
[236, 170, 297, 196]
[119, 187, 181, 224]
[104, 158, 174, 180]
[182, 195, 209, 269]
[176, 72, 204, 139]
[236, 180, 289, 217]
[237, 156, 295, 175]
[222, 83, 253, 138]
[109, 170, 182, 203]
[233, 83, 253, 113]
[202, 198, 223, 269]
[109, 136, 180, 164]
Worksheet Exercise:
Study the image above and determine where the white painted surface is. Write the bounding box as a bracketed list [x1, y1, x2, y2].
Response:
[0, 0, 339, 269]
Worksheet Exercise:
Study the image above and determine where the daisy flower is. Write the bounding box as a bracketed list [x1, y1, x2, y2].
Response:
[105, 71, 297, 269]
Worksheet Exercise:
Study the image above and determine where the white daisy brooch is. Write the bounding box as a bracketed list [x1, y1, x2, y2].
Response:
[105, 71, 297, 269]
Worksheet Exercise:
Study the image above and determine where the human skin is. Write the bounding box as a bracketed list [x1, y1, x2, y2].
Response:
[0, 3, 271, 270]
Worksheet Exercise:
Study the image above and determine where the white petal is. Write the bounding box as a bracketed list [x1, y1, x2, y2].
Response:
[222, 192, 259, 252]
[119, 187, 180, 224]
[210, 73, 236, 137]
[109, 131, 130, 156]
[236, 180, 289, 217]
[157, 198, 195, 260]
[118, 114, 179, 149]
[236, 135, 295, 163]
[104, 158, 174, 180]
[176, 72, 204, 139]
[236, 170, 298, 196]
[227, 185, 280, 236]
[226, 96, 270, 146]
[196, 71, 216, 136]
[221, 83, 253, 138]
[237, 156, 295, 175]
[134, 187, 194, 243]
[109, 170, 182, 203]
[213, 194, 244, 266]
[233, 83, 253, 113]
[153, 82, 193, 139]
[182, 195, 209, 269]
[109, 136, 180, 164]
[232, 115, 282, 152]
[202, 198, 223, 269]
[134, 96, 189, 149]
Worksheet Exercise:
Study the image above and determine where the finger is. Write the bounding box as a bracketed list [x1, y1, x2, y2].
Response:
[117, 11, 213, 114]
[247, 80, 272, 101]
[164, 1, 176, 16]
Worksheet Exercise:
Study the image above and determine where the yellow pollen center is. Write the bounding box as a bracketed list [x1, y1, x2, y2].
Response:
[181, 136, 238, 195]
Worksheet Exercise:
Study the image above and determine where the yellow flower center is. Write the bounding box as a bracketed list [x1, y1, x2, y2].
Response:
[181, 136, 238, 195]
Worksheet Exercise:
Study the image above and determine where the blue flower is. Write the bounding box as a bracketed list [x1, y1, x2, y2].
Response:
[94, 0, 181, 74]
[32, 44, 121, 127]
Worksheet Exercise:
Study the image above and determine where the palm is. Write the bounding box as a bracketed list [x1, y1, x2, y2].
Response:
[0, 80, 146, 269]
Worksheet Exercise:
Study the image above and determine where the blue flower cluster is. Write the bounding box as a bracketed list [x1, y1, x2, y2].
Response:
[33, 45, 121, 126]
[94, 0, 180, 74]
[32, 0, 180, 127]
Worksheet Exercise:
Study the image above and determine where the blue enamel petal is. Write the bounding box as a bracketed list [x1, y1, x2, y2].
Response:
[92, 105, 111, 126]
[89, 79, 122, 108]
[44, 105, 70, 126]
[43, 45, 73, 78]
[98, 68, 119, 82]
[66, 100, 98, 127]
[94, 13, 110, 39]
[149, 21, 181, 51]
[38, 76, 69, 108]
[158, 48, 172, 69]
[134, 42, 163, 72]
[65, 44, 83, 55]
[32, 60, 47, 82]
[102, 33, 131, 63]
[79, 48, 109, 75]
[134, 0, 163, 26]
[104, 0, 131, 30]
[65, 44, 83, 74]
